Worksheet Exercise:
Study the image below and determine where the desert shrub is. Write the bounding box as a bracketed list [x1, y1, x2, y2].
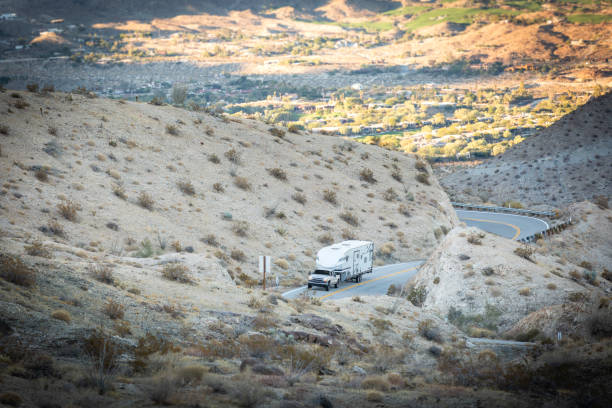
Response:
[361, 376, 390, 391]
[138, 192, 154, 210]
[398, 203, 410, 217]
[46, 220, 65, 237]
[292, 192, 306, 204]
[0, 254, 36, 287]
[51, 309, 71, 323]
[247, 297, 264, 309]
[268, 167, 287, 181]
[359, 168, 376, 183]
[366, 390, 383, 402]
[382, 188, 398, 201]
[57, 199, 80, 221]
[416, 172, 430, 185]
[144, 374, 178, 405]
[90, 264, 114, 285]
[467, 233, 482, 245]
[211, 182, 225, 194]
[201, 234, 219, 246]
[272, 258, 288, 270]
[387, 284, 399, 296]
[406, 284, 426, 307]
[162, 263, 195, 284]
[269, 127, 285, 138]
[177, 180, 195, 195]
[234, 176, 251, 190]
[583, 270, 597, 285]
[514, 244, 535, 262]
[339, 211, 359, 227]
[519, 287, 531, 296]
[134, 238, 154, 258]
[231, 375, 269, 407]
[176, 365, 206, 385]
[26, 83, 39, 92]
[104, 299, 125, 320]
[84, 330, 121, 394]
[415, 160, 428, 173]
[224, 148, 241, 164]
[588, 308, 612, 338]
[391, 168, 402, 182]
[208, 153, 220, 164]
[112, 183, 126, 199]
[165, 124, 179, 135]
[341, 228, 356, 240]
[232, 221, 249, 237]
[171, 84, 187, 105]
[231, 249, 246, 262]
[170, 240, 182, 252]
[418, 320, 443, 343]
[515, 329, 540, 342]
[602, 269, 612, 282]
[433, 277, 440, 284]
[287, 124, 301, 133]
[0, 392, 22, 406]
[579, 261, 593, 271]
[24, 241, 51, 258]
[0, 125, 9, 135]
[14, 99, 29, 109]
[377, 242, 395, 258]
[34, 167, 48, 182]
[322, 189, 337, 205]
[482, 267, 495, 276]
[318, 233, 333, 245]
[593, 195, 609, 209]
[546, 283, 557, 290]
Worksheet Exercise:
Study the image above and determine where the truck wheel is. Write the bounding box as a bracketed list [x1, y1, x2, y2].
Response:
[334, 281, 338, 288]
[308, 284, 312, 289]
[326, 283, 330, 291]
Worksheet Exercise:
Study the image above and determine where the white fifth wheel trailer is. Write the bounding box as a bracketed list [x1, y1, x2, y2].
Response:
[307, 240, 374, 291]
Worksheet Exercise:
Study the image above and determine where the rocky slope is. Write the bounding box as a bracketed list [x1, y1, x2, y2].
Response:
[0, 89, 456, 288]
[439, 91, 612, 208]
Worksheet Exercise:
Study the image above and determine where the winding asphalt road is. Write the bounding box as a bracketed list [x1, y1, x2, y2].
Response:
[282, 209, 549, 300]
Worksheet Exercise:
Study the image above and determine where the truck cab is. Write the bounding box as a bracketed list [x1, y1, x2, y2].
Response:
[307, 269, 340, 291]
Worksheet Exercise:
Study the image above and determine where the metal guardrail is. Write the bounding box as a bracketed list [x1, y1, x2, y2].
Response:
[517, 218, 573, 243]
[451, 202, 556, 218]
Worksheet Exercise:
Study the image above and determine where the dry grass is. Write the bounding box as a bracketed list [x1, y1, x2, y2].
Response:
[231, 249, 246, 262]
[177, 179, 195, 195]
[34, 168, 49, 182]
[267, 167, 287, 181]
[165, 124, 179, 135]
[51, 309, 71, 323]
[383, 188, 398, 201]
[224, 148, 241, 164]
[467, 233, 482, 245]
[90, 264, 115, 285]
[361, 376, 390, 391]
[398, 203, 410, 217]
[208, 153, 220, 163]
[234, 176, 251, 190]
[514, 244, 535, 262]
[274, 258, 289, 270]
[359, 168, 376, 183]
[57, 199, 80, 221]
[112, 183, 127, 199]
[318, 232, 333, 245]
[25, 241, 51, 258]
[322, 189, 337, 205]
[138, 192, 154, 210]
[201, 234, 219, 246]
[519, 287, 531, 296]
[47, 220, 65, 237]
[232, 221, 249, 237]
[269, 127, 285, 138]
[0, 254, 36, 287]
[416, 173, 430, 185]
[161, 263, 195, 284]
[292, 192, 306, 204]
[104, 299, 125, 319]
[213, 182, 225, 193]
[339, 211, 359, 227]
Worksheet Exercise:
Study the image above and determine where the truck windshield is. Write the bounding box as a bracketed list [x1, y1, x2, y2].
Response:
[314, 270, 331, 276]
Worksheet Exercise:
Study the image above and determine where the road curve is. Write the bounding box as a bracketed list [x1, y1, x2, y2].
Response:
[281, 210, 549, 300]
[456, 209, 549, 240]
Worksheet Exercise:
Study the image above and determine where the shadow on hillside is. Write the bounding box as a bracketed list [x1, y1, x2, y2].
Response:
[12, 0, 401, 24]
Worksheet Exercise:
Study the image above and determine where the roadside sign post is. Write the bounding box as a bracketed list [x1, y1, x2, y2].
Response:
[259, 256, 271, 290]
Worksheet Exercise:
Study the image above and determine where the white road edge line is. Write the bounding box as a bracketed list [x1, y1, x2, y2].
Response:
[457, 209, 549, 230]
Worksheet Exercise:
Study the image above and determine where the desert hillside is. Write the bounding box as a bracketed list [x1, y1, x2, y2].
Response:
[0, 89, 456, 288]
[409, 216, 611, 338]
[439, 91, 612, 208]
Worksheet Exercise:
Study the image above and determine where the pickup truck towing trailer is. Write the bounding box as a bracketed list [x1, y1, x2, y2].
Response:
[308, 240, 374, 291]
